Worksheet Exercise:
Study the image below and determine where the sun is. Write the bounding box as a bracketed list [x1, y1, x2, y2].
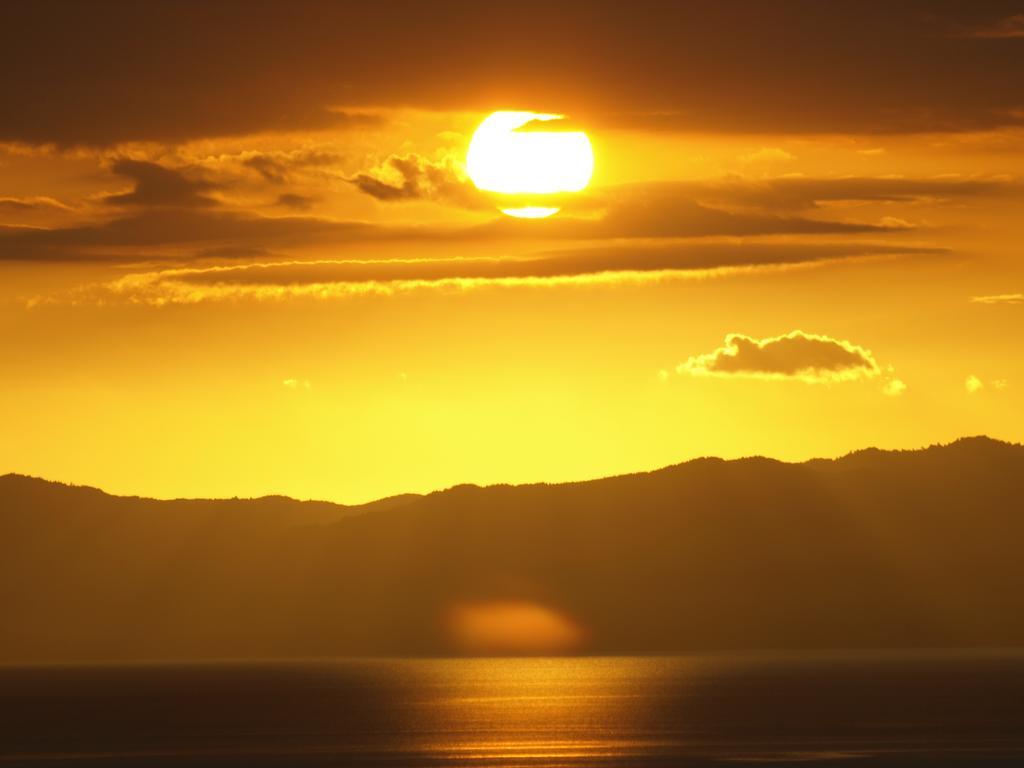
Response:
[466, 111, 594, 218]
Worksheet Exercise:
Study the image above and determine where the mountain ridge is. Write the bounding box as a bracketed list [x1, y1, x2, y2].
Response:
[1, 435, 1022, 662]
[4, 434, 1016, 510]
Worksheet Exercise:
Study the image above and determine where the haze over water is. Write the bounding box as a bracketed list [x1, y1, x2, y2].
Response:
[3, 650, 1024, 767]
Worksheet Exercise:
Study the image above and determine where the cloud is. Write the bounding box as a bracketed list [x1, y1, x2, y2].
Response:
[0, 1, 384, 146]
[2, 177, 929, 263]
[275, 193, 317, 211]
[883, 379, 908, 397]
[195, 246, 277, 261]
[970, 293, 1023, 305]
[282, 378, 311, 390]
[504, 176, 1019, 238]
[56, 241, 941, 304]
[349, 175, 909, 235]
[242, 150, 343, 185]
[599, 184, 899, 236]
[103, 160, 217, 207]
[2, 3, 1024, 145]
[0, 196, 71, 213]
[520, 241, 941, 276]
[0, 207, 390, 262]
[351, 154, 488, 209]
[678, 331, 881, 383]
[740, 147, 795, 165]
[962, 14, 1024, 39]
[966, 375, 1009, 394]
[686, 177, 1019, 214]
[468, 182, 905, 241]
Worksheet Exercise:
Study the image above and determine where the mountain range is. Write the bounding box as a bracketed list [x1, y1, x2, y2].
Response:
[1, 436, 1022, 662]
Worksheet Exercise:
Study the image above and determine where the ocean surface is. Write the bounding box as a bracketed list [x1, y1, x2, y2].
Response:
[2, 651, 1023, 767]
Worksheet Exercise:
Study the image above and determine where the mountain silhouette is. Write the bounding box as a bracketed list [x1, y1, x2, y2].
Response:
[1, 436, 1022, 662]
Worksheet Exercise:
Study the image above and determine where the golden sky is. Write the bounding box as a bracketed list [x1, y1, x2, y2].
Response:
[1, 1, 1022, 502]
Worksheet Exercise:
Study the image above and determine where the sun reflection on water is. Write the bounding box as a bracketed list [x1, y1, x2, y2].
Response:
[404, 656, 681, 764]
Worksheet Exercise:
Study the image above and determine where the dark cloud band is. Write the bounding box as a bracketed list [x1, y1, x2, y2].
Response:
[3, 2, 1024, 146]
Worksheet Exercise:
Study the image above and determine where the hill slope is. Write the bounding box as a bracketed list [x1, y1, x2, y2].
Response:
[1, 436, 1022, 661]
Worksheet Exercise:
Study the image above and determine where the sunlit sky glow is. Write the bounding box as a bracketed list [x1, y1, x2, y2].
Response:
[0, 1, 1022, 503]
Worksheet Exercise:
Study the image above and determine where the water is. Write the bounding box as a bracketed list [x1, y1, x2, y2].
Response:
[2, 651, 1023, 766]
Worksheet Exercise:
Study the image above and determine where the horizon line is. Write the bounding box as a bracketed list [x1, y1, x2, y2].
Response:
[2, 433, 1017, 509]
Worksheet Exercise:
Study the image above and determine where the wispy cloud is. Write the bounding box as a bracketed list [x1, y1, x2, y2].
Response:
[965, 375, 1010, 394]
[961, 14, 1024, 39]
[43, 241, 942, 306]
[241, 149, 343, 185]
[0, 196, 72, 213]
[883, 378, 907, 397]
[970, 293, 1023, 305]
[350, 153, 488, 209]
